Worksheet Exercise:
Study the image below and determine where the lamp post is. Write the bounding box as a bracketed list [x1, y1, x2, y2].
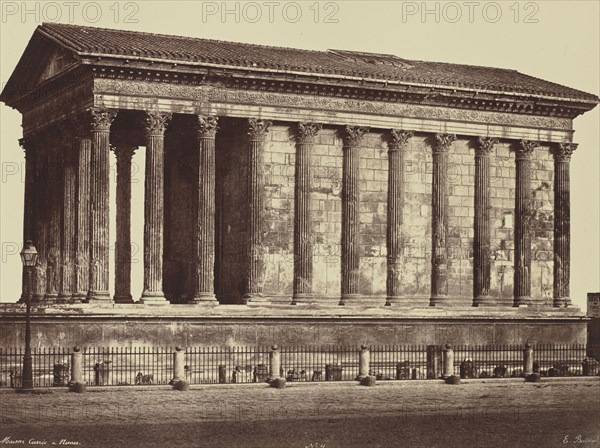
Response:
[20, 240, 38, 393]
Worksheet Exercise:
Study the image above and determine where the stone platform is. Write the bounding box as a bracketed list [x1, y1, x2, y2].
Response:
[0, 303, 588, 348]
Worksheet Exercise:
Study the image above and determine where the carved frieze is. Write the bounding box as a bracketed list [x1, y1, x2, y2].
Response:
[92, 78, 573, 131]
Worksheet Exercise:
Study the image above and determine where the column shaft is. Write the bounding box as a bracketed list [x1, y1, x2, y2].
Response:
[473, 137, 497, 306]
[513, 140, 538, 306]
[244, 119, 271, 303]
[59, 136, 77, 302]
[340, 126, 368, 305]
[113, 145, 136, 303]
[430, 134, 456, 306]
[33, 144, 48, 302]
[141, 112, 171, 302]
[192, 116, 219, 303]
[552, 143, 576, 307]
[386, 130, 412, 305]
[89, 108, 116, 301]
[293, 122, 322, 304]
[44, 144, 62, 303]
[74, 128, 92, 302]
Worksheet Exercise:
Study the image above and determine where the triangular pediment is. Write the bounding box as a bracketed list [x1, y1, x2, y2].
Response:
[0, 27, 80, 108]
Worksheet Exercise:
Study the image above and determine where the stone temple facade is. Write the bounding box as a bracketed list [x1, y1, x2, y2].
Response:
[0, 23, 597, 348]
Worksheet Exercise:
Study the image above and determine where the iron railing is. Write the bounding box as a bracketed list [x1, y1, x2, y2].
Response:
[0, 343, 598, 388]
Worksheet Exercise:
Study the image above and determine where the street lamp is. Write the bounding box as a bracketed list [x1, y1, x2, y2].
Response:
[19, 240, 38, 393]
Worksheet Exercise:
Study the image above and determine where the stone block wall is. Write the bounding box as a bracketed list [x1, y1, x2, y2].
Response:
[213, 121, 555, 305]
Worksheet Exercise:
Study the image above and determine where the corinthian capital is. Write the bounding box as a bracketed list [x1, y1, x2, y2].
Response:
[476, 137, 499, 155]
[515, 140, 539, 159]
[388, 130, 413, 151]
[89, 107, 117, 132]
[433, 133, 456, 153]
[297, 122, 322, 144]
[552, 142, 577, 162]
[144, 112, 172, 136]
[247, 118, 272, 141]
[197, 116, 219, 139]
[343, 126, 369, 147]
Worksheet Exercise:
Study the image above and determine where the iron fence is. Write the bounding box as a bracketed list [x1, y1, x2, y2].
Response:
[533, 344, 588, 376]
[186, 346, 271, 384]
[280, 345, 360, 382]
[0, 347, 70, 388]
[81, 346, 174, 386]
[0, 343, 598, 388]
[369, 345, 428, 380]
[452, 344, 524, 377]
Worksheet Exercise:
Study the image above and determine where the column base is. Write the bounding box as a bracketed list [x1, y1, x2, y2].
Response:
[88, 291, 112, 302]
[43, 293, 59, 303]
[472, 295, 497, 307]
[513, 296, 533, 307]
[291, 293, 315, 305]
[140, 292, 169, 305]
[385, 296, 402, 306]
[192, 293, 219, 304]
[57, 293, 72, 304]
[429, 295, 447, 307]
[243, 293, 270, 305]
[339, 294, 360, 306]
[71, 292, 87, 304]
[32, 294, 45, 303]
[113, 294, 134, 304]
[553, 297, 572, 307]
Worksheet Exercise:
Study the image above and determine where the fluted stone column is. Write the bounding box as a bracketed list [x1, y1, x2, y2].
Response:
[292, 122, 322, 305]
[191, 116, 219, 303]
[73, 119, 92, 302]
[141, 112, 171, 303]
[386, 130, 412, 306]
[430, 133, 456, 306]
[552, 142, 576, 307]
[113, 145, 137, 303]
[89, 107, 117, 302]
[244, 118, 271, 303]
[44, 143, 62, 303]
[340, 126, 368, 305]
[58, 134, 77, 303]
[513, 140, 538, 307]
[473, 137, 498, 306]
[19, 138, 37, 303]
[33, 141, 48, 302]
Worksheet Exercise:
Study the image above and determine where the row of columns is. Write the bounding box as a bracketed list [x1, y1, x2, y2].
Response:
[20, 109, 575, 307]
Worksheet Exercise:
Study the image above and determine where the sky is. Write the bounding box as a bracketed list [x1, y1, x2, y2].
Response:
[0, 1, 598, 310]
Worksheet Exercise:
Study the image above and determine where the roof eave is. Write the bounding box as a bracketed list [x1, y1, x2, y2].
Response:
[81, 52, 600, 112]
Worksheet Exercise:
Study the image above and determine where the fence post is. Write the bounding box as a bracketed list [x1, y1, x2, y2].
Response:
[69, 346, 83, 386]
[171, 346, 185, 384]
[523, 343, 533, 375]
[442, 344, 454, 378]
[357, 345, 370, 380]
[268, 345, 282, 382]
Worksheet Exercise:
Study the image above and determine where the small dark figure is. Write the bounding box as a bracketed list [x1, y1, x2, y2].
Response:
[493, 365, 508, 378]
[480, 371, 489, 378]
[459, 359, 477, 379]
[135, 372, 154, 385]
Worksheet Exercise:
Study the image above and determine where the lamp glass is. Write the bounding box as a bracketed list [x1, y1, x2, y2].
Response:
[20, 241, 38, 267]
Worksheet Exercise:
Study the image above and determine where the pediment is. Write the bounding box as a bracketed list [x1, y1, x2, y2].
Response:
[0, 30, 80, 107]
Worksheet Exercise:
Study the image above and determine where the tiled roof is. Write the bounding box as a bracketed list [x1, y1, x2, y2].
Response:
[30, 23, 599, 103]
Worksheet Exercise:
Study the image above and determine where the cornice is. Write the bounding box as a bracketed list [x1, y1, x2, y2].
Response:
[85, 62, 593, 120]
